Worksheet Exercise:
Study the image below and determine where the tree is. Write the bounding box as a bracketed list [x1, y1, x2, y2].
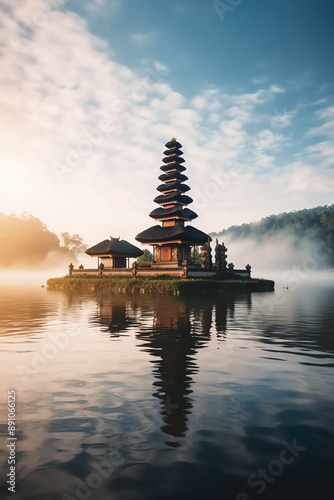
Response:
[60, 232, 88, 257]
[137, 249, 153, 262]
[0, 212, 76, 268]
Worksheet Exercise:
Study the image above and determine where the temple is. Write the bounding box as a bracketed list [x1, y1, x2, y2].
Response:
[135, 138, 210, 268]
[86, 237, 143, 268]
[69, 138, 252, 279]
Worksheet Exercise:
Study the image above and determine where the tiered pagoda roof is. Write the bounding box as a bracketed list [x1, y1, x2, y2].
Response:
[135, 139, 209, 245]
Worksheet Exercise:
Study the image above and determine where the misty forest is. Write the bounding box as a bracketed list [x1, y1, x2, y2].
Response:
[0, 212, 87, 268]
[0, 205, 333, 269]
[211, 205, 334, 269]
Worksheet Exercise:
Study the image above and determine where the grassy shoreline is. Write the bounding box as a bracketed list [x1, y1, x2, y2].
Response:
[47, 276, 275, 295]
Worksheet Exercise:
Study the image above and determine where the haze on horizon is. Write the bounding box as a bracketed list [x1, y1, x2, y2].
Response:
[0, 0, 333, 249]
[0, 207, 333, 288]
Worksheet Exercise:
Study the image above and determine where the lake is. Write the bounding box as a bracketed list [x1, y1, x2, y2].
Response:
[0, 275, 333, 499]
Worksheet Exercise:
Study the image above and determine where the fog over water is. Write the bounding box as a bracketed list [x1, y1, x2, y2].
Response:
[0, 232, 333, 290]
[0, 238, 333, 500]
[219, 232, 332, 281]
[0, 269, 66, 286]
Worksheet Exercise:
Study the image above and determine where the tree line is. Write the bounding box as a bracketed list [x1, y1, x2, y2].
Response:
[210, 205, 334, 267]
[0, 212, 87, 268]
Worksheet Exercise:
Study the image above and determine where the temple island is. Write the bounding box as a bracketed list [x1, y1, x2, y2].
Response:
[48, 139, 274, 293]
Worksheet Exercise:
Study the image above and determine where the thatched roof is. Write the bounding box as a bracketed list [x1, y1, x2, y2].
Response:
[86, 237, 143, 257]
[153, 192, 193, 205]
[165, 140, 182, 149]
[158, 172, 188, 183]
[136, 222, 210, 245]
[162, 155, 185, 164]
[149, 206, 198, 221]
[156, 182, 190, 193]
[160, 162, 186, 173]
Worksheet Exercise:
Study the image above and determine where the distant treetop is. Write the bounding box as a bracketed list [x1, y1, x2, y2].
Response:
[209, 204, 334, 267]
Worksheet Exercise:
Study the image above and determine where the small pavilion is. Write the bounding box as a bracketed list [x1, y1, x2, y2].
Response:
[135, 138, 210, 267]
[85, 237, 143, 269]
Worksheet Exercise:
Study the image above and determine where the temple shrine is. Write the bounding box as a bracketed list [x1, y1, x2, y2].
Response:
[86, 237, 143, 268]
[135, 138, 210, 267]
[71, 138, 251, 279]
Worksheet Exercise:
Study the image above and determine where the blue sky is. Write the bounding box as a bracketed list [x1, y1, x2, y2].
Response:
[0, 0, 333, 249]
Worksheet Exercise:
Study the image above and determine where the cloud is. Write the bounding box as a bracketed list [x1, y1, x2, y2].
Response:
[152, 60, 169, 74]
[85, 0, 124, 15]
[251, 75, 269, 85]
[253, 129, 284, 151]
[306, 141, 334, 167]
[308, 106, 334, 139]
[0, 1, 333, 248]
[130, 32, 155, 45]
[283, 163, 334, 193]
[270, 108, 295, 128]
[269, 84, 285, 94]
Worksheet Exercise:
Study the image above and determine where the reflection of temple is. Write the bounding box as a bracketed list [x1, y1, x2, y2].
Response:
[91, 292, 244, 442]
[91, 294, 140, 337]
[139, 299, 203, 440]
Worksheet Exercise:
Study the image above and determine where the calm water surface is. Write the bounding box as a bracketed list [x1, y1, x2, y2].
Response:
[0, 278, 333, 499]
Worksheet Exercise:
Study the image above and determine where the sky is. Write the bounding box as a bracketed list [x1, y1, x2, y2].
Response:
[0, 0, 333, 249]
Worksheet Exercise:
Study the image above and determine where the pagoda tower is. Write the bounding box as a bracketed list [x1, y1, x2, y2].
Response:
[135, 138, 210, 266]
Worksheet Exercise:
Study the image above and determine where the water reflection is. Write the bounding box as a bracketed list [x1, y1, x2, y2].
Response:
[94, 298, 139, 337]
[138, 298, 202, 441]
[0, 286, 61, 337]
[91, 292, 244, 441]
[1, 285, 334, 500]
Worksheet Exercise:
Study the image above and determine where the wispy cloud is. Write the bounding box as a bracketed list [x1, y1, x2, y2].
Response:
[86, 0, 124, 15]
[130, 31, 155, 45]
[284, 163, 334, 193]
[152, 60, 169, 75]
[251, 75, 269, 85]
[0, 1, 333, 244]
[270, 108, 295, 128]
[269, 84, 285, 94]
[306, 141, 334, 167]
[308, 106, 334, 139]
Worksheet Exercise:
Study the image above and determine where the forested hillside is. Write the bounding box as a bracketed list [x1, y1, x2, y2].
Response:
[210, 205, 334, 267]
[0, 212, 84, 268]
